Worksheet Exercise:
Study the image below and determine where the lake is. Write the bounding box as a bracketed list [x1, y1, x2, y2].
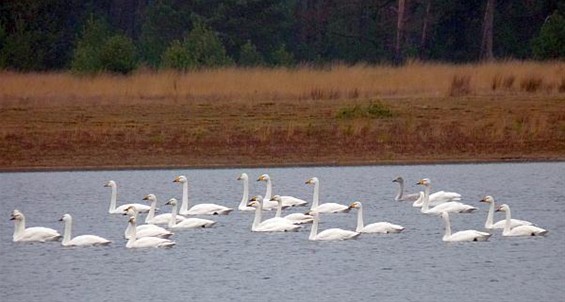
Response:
[1, 162, 564, 301]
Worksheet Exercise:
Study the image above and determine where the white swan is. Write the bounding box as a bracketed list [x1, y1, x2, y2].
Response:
[104, 180, 151, 214]
[257, 174, 308, 207]
[305, 177, 350, 213]
[165, 198, 216, 229]
[11, 209, 61, 242]
[123, 206, 173, 239]
[411, 178, 462, 207]
[143, 194, 185, 224]
[496, 204, 548, 237]
[440, 212, 491, 242]
[417, 178, 476, 214]
[126, 217, 176, 248]
[308, 211, 360, 241]
[173, 175, 234, 215]
[393, 177, 420, 201]
[271, 195, 314, 224]
[480, 196, 533, 229]
[255, 174, 284, 210]
[348, 201, 404, 233]
[59, 214, 111, 247]
[247, 198, 301, 232]
[237, 173, 255, 211]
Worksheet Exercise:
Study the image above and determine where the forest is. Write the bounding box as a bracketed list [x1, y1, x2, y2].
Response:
[0, 0, 563, 73]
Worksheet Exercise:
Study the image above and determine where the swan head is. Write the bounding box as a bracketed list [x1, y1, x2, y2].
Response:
[237, 173, 248, 181]
[173, 176, 187, 183]
[495, 204, 509, 212]
[480, 196, 494, 203]
[392, 176, 404, 184]
[10, 210, 24, 221]
[59, 213, 72, 222]
[143, 194, 157, 201]
[305, 177, 319, 185]
[440, 211, 449, 219]
[104, 180, 116, 188]
[165, 198, 178, 206]
[247, 200, 261, 208]
[257, 174, 270, 182]
[348, 201, 362, 209]
[249, 195, 263, 202]
[123, 206, 137, 216]
[270, 195, 282, 202]
[128, 216, 137, 224]
[416, 178, 431, 186]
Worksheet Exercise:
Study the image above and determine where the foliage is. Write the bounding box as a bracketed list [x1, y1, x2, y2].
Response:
[99, 35, 137, 74]
[183, 21, 233, 69]
[238, 40, 263, 67]
[269, 44, 294, 67]
[71, 17, 111, 74]
[161, 40, 194, 70]
[336, 102, 394, 119]
[532, 11, 565, 59]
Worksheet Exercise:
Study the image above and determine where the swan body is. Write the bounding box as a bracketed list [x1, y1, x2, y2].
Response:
[143, 194, 185, 224]
[104, 180, 151, 214]
[174, 175, 234, 215]
[59, 214, 111, 247]
[393, 177, 420, 201]
[126, 217, 176, 248]
[349, 201, 404, 233]
[165, 198, 216, 229]
[271, 195, 314, 224]
[308, 211, 359, 241]
[411, 178, 462, 207]
[237, 173, 255, 211]
[480, 196, 533, 229]
[247, 198, 301, 232]
[11, 210, 61, 242]
[496, 204, 548, 237]
[417, 178, 476, 214]
[305, 177, 350, 213]
[440, 212, 491, 242]
[123, 207, 173, 239]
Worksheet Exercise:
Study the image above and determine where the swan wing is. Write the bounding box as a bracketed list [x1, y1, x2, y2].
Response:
[447, 230, 491, 242]
[147, 213, 185, 225]
[136, 226, 173, 238]
[311, 203, 350, 213]
[66, 235, 111, 246]
[130, 237, 176, 248]
[255, 220, 301, 232]
[428, 202, 477, 214]
[400, 192, 420, 202]
[261, 199, 283, 211]
[16, 227, 61, 242]
[114, 203, 151, 214]
[362, 222, 405, 234]
[315, 228, 360, 241]
[280, 196, 308, 207]
[284, 213, 314, 224]
[505, 225, 548, 237]
[184, 204, 234, 215]
[429, 191, 462, 204]
[171, 218, 216, 229]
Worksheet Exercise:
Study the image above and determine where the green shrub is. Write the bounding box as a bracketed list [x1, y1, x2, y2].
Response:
[238, 40, 264, 67]
[161, 40, 195, 70]
[270, 44, 294, 67]
[184, 21, 233, 68]
[71, 17, 111, 74]
[336, 101, 393, 119]
[532, 11, 565, 59]
[99, 35, 137, 74]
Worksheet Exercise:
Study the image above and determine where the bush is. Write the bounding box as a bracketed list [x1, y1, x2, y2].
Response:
[238, 40, 264, 67]
[99, 35, 137, 74]
[184, 21, 233, 68]
[336, 101, 393, 119]
[270, 44, 294, 67]
[532, 11, 565, 59]
[71, 17, 111, 74]
[161, 40, 194, 70]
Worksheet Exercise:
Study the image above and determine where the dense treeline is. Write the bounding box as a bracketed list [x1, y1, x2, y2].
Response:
[0, 0, 563, 73]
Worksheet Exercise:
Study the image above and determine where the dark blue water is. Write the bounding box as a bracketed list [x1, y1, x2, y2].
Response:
[1, 163, 564, 301]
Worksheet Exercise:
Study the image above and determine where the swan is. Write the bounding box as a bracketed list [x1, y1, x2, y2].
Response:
[348, 201, 404, 233]
[480, 196, 533, 229]
[271, 195, 314, 224]
[440, 212, 491, 242]
[11, 209, 61, 242]
[393, 177, 420, 201]
[126, 217, 176, 248]
[247, 197, 301, 232]
[143, 194, 185, 224]
[173, 175, 234, 215]
[104, 180, 151, 214]
[255, 174, 285, 210]
[305, 177, 350, 213]
[59, 214, 111, 247]
[417, 178, 476, 214]
[123, 206, 173, 239]
[496, 204, 548, 237]
[236, 173, 255, 211]
[308, 211, 360, 241]
[165, 198, 216, 229]
[411, 178, 462, 207]
[257, 174, 308, 207]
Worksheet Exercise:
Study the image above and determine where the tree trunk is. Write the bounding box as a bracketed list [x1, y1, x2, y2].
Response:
[480, 0, 495, 61]
[395, 0, 406, 63]
[420, 0, 432, 58]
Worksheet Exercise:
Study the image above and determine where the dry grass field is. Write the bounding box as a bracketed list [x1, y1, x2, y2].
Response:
[0, 61, 564, 170]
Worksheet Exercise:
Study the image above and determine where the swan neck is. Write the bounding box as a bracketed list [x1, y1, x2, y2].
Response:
[62, 219, 72, 245]
[252, 202, 263, 230]
[309, 214, 319, 240]
[356, 207, 365, 232]
[421, 185, 431, 212]
[13, 218, 25, 239]
[275, 200, 282, 218]
[238, 178, 249, 210]
[109, 185, 117, 212]
[504, 207, 512, 233]
[125, 217, 134, 239]
[311, 182, 320, 208]
[485, 201, 495, 228]
[180, 182, 189, 213]
[443, 214, 452, 239]
[265, 179, 272, 200]
[395, 181, 403, 200]
[126, 220, 137, 247]
[169, 203, 178, 228]
[146, 199, 157, 223]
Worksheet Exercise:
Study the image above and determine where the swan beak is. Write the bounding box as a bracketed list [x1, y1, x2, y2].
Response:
[495, 206, 502, 212]
[479, 198, 487, 203]
[237, 176, 242, 180]
[10, 216, 16, 220]
[142, 196, 149, 200]
[58, 217, 64, 221]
